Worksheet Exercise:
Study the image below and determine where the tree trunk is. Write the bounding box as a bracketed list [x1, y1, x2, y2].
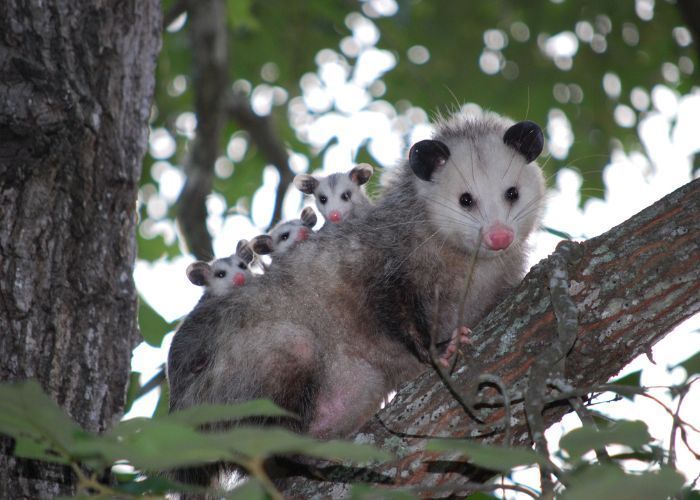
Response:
[283, 178, 700, 497]
[0, 1, 160, 497]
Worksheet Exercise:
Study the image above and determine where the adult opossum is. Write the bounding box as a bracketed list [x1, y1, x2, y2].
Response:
[168, 110, 545, 446]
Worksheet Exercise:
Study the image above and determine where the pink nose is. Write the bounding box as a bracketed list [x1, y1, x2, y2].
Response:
[296, 227, 309, 242]
[328, 210, 342, 223]
[483, 225, 514, 250]
[233, 273, 246, 286]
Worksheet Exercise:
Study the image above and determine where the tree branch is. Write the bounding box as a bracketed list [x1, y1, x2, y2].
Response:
[225, 90, 295, 229]
[282, 178, 700, 496]
[175, 0, 228, 261]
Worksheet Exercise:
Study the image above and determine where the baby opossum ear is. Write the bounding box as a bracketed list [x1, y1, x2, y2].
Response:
[349, 163, 373, 185]
[503, 121, 544, 163]
[300, 207, 317, 228]
[293, 174, 319, 194]
[187, 261, 211, 286]
[236, 239, 254, 265]
[251, 235, 274, 255]
[409, 139, 450, 181]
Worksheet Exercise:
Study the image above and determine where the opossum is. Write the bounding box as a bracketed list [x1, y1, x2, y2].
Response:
[167, 111, 545, 480]
[186, 240, 255, 297]
[250, 207, 317, 258]
[294, 164, 373, 225]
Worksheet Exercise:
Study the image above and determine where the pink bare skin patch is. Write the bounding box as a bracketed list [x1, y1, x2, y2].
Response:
[233, 273, 246, 286]
[483, 223, 514, 250]
[296, 227, 309, 242]
[328, 210, 342, 223]
[439, 326, 472, 368]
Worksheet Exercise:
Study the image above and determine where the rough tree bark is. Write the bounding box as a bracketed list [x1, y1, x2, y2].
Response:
[0, 1, 160, 497]
[283, 178, 700, 497]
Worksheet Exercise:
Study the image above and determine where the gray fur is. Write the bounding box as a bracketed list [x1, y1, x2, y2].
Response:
[293, 164, 374, 225]
[249, 208, 318, 258]
[186, 240, 254, 297]
[168, 110, 545, 484]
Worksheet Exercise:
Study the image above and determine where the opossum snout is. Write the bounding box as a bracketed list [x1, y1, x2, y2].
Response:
[328, 210, 342, 223]
[296, 227, 310, 242]
[233, 273, 246, 286]
[483, 224, 514, 250]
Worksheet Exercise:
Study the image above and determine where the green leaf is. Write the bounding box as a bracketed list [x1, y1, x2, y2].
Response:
[138, 296, 175, 347]
[113, 475, 202, 495]
[559, 420, 652, 461]
[543, 226, 574, 240]
[562, 465, 685, 500]
[153, 378, 170, 418]
[107, 420, 239, 470]
[164, 400, 294, 426]
[226, 477, 268, 499]
[426, 440, 548, 472]
[217, 427, 391, 462]
[13, 437, 70, 465]
[350, 483, 417, 499]
[0, 380, 84, 449]
[609, 370, 642, 399]
[124, 371, 142, 414]
[674, 351, 700, 379]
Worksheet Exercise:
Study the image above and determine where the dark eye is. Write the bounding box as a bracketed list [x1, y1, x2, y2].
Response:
[505, 187, 519, 202]
[319, 195, 328, 204]
[341, 191, 351, 201]
[215, 270, 226, 278]
[459, 192, 474, 208]
[280, 232, 290, 241]
[238, 262, 247, 270]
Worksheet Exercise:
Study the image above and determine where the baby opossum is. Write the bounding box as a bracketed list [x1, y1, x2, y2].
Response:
[168, 111, 545, 480]
[186, 240, 254, 297]
[294, 163, 373, 225]
[250, 207, 317, 257]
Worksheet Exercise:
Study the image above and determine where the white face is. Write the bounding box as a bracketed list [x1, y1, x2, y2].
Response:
[314, 174, 364, 224]
[270, 221, 311, 255]
[415, 132, 545, 258]
[207, 255, 251, 296]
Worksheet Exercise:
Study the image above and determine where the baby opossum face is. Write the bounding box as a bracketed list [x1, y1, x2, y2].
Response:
[251, 207, 317, 257]
[410, 118, 545, 257]
[294, 164, 373, 224]
[186, 240, 254, 296]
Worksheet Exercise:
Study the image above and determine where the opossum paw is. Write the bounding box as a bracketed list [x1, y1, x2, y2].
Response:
[439, 326, 472, 368]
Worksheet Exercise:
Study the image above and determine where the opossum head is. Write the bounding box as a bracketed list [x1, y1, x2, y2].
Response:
[251, 207, 317, 256]
[409, 113, 545, 257]
[186, 239, 254, 296]
[294, 164, 373, 224]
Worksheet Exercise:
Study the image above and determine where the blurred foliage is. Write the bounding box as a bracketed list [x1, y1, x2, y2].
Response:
[2, 378, 697, 498]
[0, 380, 388, 498]
[138, 0, 697, 264]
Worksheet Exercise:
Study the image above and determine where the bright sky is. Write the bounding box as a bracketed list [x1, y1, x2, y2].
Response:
[130, 5, 700, 495]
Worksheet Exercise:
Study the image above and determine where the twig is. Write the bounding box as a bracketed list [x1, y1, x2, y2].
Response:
[428, 285, 482, 423]
[477, 374, 512, 446]
[452, 232, 482, 373]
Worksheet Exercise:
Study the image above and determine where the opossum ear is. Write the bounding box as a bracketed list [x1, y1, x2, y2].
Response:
[503, 121, 544, 163]
[251, 235, 274, 255]
[293, 174, 319, 194]
[187, 261, 211, 286]
[300, 207, 317, 228]
[236, 239, 254, 264]
[349, 163, 373, 185]
[409, 140, 450, 181]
